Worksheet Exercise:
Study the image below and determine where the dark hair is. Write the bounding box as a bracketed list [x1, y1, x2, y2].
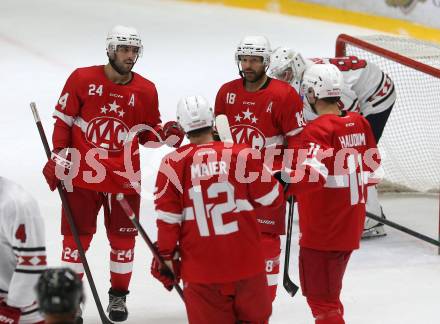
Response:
[35, 268, 84, 315]
[187, 126, 213, 138]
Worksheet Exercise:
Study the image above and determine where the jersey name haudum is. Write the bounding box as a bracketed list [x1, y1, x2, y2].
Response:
[339, 132, 366, 148]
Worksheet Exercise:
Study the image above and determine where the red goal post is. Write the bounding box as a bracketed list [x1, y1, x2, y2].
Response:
[335, 34, 440, 251]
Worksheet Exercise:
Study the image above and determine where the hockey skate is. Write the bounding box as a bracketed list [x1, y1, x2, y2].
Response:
[107, 288, 129, 322]
[362, 213, 387, 238]
[362, 186, 387, 239]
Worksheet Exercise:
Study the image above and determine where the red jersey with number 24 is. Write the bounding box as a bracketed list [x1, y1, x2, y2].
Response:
[52, 65, 161, 194]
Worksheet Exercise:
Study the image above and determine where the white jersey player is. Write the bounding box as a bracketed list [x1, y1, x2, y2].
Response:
[0, 177, 46, 324]
[269, 47, 395, 238]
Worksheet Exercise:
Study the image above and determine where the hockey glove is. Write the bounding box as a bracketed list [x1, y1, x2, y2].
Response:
[0, 302, 20, 324]
[42, 150, 72, 191]
[163, 121, 184, 148]
[150, 246, 181, 291]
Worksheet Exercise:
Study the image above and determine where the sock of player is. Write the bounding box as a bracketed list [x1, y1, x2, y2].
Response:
[108, 233, 135, 292]
[61, 234, 93, 280]
[307, 297, 345, 324]
[261, 234, 281, 301]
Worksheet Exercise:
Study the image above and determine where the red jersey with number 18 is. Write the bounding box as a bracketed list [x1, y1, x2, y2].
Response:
[289, 112, 382, 251]
[215, 78, 304, 234]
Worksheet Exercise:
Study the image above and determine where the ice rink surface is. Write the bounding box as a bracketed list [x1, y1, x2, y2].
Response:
[1, 0, 439, 323]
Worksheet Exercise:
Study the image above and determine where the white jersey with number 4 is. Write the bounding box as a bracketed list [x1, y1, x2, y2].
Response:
[0, 177, 45, 323]
[301, 56, 396, 121]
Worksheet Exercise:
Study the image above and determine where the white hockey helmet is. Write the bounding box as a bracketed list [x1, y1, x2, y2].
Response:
[176, 95, 214, 134]
[301, 64, 343, 101]
[268, 47, 308, 82]
[106, 25, 143, 57]
[235, 36, 271, 66]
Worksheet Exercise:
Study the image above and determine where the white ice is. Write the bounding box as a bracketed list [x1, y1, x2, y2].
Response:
[0, 0, 439, 323]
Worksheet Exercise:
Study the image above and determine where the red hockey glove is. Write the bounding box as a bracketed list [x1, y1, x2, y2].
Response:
[163, 121, 184, 148]
[0, 302, 20, 324]
[42, 150, 72, 191]
[150, 246, 181, 291]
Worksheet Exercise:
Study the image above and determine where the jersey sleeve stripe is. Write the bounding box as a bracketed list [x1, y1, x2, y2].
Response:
[157, 210, 183, 224]
[303, 157, 329, 180]
[324, 175, 349, 188]
[14, 269, 45, 274]
[53, 110, 75, 127]
[285, 127, 303, 137]
[254, 183, 280, 206]
[367, 72, 385, 102]
[371, 84, 395, 108]
[12, 246, 46, 252]
[265, 135, 285, 147]
[235, 199, 253, 212]
[73, 117, 88, 133]
[347, 98, 359, 112]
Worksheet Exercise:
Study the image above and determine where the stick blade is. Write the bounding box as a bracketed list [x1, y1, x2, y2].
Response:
[215, 114, 234, 143]
[283, 276, 299, 297]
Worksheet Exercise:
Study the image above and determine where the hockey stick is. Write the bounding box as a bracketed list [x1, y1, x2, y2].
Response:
[215, 114, 234, 143]
[283, 196, 299, 297]
[216, 114, 299, 295]
[216, 114, 300, 295]
[115, 194, 185, 301]
[30, 102, 113, 324]
[366, 212, 440, 248]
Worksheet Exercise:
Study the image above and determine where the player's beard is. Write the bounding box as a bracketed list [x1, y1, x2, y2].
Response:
[242, 68, 266, 83]
[109, 57, 135, 76]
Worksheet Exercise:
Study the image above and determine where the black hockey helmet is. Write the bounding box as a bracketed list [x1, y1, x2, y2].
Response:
[35, 268, 84, 314]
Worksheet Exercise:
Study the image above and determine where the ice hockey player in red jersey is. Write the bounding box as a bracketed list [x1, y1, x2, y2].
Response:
[214, 36, 305, 301]
[41, 25, 184, 322]
[269, 47, 393, 238]
[286, 64, 382, 324]
[152, 95, 284, 324]
[0, 177, 46, 324]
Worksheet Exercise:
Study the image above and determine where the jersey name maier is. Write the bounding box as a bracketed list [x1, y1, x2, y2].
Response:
[338, 133, 366, 148]
[191, 161, 228, 179]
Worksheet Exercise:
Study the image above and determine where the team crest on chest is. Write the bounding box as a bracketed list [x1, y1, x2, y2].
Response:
[86, 100, 129, 151]
[234, 108, 258, 124]
[230, 125, 266, 150]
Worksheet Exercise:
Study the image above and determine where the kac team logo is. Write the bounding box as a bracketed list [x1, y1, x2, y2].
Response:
[230, 124, 266, 150]
[86, 116, 129, 151]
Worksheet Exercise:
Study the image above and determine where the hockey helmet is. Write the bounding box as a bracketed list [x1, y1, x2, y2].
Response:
[268, 47, 308, 83]
[301, 64, 343, 103]
[35, 268, 84, 314]
[235, 35, 271, 66]
[176, 95, 214, 133]
[106, 25, 143, 57]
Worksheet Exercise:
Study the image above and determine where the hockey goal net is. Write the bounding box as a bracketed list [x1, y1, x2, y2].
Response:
[336, 34, 440, 193]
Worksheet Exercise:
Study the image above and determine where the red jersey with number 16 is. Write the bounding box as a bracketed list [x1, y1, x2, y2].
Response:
[288, 112, 382, 251]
